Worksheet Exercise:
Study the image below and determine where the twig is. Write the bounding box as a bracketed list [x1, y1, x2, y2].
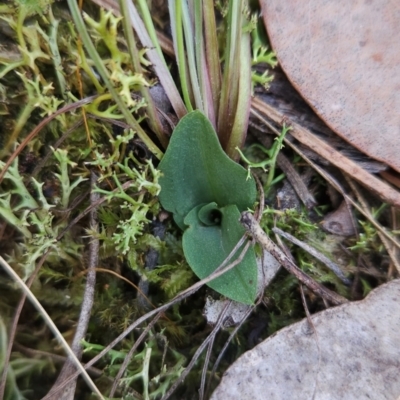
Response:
[56, 181, 140, 241]
[272, 227, 351, 285]
[212, 235, 248, 275]
[0, 252, 49, 399]
[30, 119, 84, 178]
[0, 95, 98, 184]
[76, 267, 155, 309]
[345, 177, 400, 274]
[200, 331, 217, 400]
[13, 343, 108, 379]
[199, 302, 232, 400]
[205, 304, 255, 398]
[277, 152, 316, 209]
[46, 171, 100, 400]
[0, 256, 104, 399]
[253, 173, 265, 222]
[163, 302, 232, 400]
[240, 212, 348, 306]
[109, 313, 162, 397]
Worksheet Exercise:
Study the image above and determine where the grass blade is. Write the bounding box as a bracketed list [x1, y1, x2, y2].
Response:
[67, 0, 164, 159]
[126, 0, 187, 118]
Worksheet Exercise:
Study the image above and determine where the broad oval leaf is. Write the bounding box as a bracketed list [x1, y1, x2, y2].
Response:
[158, 111, 257, 229]
[183, 203, 258, 305]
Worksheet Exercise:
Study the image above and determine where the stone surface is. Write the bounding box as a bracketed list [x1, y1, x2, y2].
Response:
[211, 280, 400, 399]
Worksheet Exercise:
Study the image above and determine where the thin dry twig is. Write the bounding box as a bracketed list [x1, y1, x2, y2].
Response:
[0, 250, 51, 399]
[109, 314, 162, 397]
[163, 302, 232, 400]
[30, 119, 84, 178]
[199, 301, 232, 400]
[345, 177, 400, 274]
[0, 95, 98, 184]
[56, 181, 140, 241]
[272, 227, 351, 285]
[253, 173, 265, 222]
[200, 332, 217, 400]
[76, 267, 155, 309]
[0, 256, 104, 399]
[211, 235, 248, 275]
[240, 212, 348, 306]
[46, 172, 100, 400]
[12, 343, 109, 380]
[277, 151, 317, 209]
[205, 304, 255, 399]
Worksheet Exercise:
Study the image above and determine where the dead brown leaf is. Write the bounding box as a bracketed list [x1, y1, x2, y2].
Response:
[260, 0, 400, 172]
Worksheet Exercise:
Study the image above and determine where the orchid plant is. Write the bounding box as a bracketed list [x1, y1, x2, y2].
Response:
[158, 111, 258, 304]
[67, 0, 277, 304]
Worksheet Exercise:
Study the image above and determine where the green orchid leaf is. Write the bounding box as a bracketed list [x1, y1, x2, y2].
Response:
[158, 110, 258, 304]
[158, 110, 257, 229]
[183, 203, 257, 305]
[197, 202, 222, 226]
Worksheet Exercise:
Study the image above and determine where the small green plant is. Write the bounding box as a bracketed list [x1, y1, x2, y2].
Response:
[158, 111, 258, 304]
[0, 152, 86, 279]
[237, 123, 290, 188]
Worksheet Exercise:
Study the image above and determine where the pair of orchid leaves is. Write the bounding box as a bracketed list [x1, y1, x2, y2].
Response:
[158, 111, 259, 304]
